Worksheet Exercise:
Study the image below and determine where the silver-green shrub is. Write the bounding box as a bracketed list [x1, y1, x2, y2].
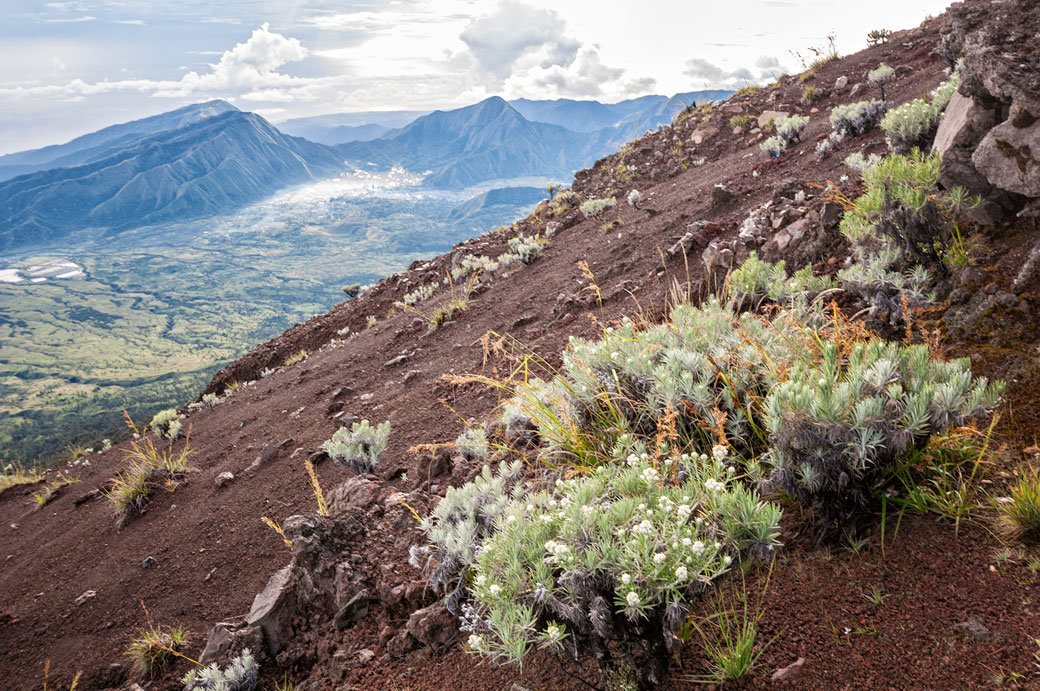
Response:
[868, 62, 895, 100]
[403, 283, 437, 306]
[322, 419, 391, 474]
[150, 408, 182, 440]
[837, 150, 977, 326]
[881, 70, 960, 153]
[727, 251, 837, 314]
[455, 425, 489, 462]
[760, 115, 809, 156]
[506, 298, 805, 465]
[413, 460, 525, 608]
[580, 197, 617, 221]
[829, 99, 888, 144]
[182, 649, 258, 691]
[463, 450, 781, 685]
[761, 340, 1003, 524]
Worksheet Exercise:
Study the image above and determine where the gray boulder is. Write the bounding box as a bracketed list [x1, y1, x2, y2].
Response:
[973, 115, 1040, 197]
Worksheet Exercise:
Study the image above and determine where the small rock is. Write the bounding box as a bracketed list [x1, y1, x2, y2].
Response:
[74, 590, 96, 606]
[834, 75, 849, 90]
[357, 649, 376, 665]
[141, 556, 156, 568]
[895, 64, 914, 77]
[954, 616, 999, 642]
[757, 110, 790, 129]
[309, 449, 330, 464]
[260, 445, 279, 464]
[773, 229, 793, 252]
[334, 589, 370, 631]
[332, 386, 353, 401]
[821, 201, 843, 228]
[215, 472, 234, 489]
[711, 184, 735, 208]
[406, 603, 456, 648]
[1024, 445, 1040, 455]
[849, 82, 864, 97]
[785, 218, 813, 242]
[771, 657, 806, 682]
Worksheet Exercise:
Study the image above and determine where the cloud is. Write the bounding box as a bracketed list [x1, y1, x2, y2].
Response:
[154, 23, 308, 97]
[113, 19, 146, 26]
[0, 24, 314, 103]
[503, 46, 623, 98]
[460, 1, 581, 82]
[683, 57, 761, 88]
[40, 15, 96, 23]
[755, 55, 783, 69]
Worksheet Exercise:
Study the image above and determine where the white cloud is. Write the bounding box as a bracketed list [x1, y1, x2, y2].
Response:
[460, 1, 580, 82]
[683, 57, 761, 89]
[113, 19, 145, 26]
[40, 15, 96, 23]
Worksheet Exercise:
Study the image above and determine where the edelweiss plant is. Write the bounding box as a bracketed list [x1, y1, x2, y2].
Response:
[837, 150, 978, 326]
[182, 649, 259, 691]
[504, 298, 806, 466]
[580, 197, 617, 223]
[455, 425, 490, 462]
[761, 339, 1003, 528]
[881, 69, 960, 153]
[150, 408, 182, 440]
[760, 115, 809, 156]
[727, 252, 837, 314]
[322, 419, 391, 474]
[828, 100, 888, 144]
[462, 450, 781, 686]
[868, 63, 896, 100]
[413, 460, 526, 610]
[403, 283, 437, 306]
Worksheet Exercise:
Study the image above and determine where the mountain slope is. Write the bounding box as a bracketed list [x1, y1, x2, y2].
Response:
[276, 110, 429, 144]
[4, 5, 1040, 690]
[339, 97, 590, 188]
[509, 90, 732, 132]
[0, 100, 238, 182]
[0, 111, 345, 251]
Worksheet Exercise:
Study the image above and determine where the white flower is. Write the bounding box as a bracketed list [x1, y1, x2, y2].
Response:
[723, 555, 733, 567]
[634, 519, 654, 535]
[476, 575, 486, 586]
[546, 624, 563, 642]
[621, 573, 632, 585]
[675, 566, 689, 580]
[626, 453, 639, 467]
[712, 444, 728, 462]
[682, 537, 692, 547]
[691, 540, 705, 556]
[626, 591, 640, 607]
[468, 634, 486, 651]
[489, 584, 501, 596]
[653, 552, 667, 564]
[705, 478, 725, 493]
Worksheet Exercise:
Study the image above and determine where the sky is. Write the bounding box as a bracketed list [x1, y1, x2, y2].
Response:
[0, 0, 954, 155]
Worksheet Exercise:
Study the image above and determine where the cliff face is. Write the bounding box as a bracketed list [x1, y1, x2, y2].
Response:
[3, 3, 1040, 690]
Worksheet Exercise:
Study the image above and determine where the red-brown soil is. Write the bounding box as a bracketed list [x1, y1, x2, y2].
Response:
[3, 6, 1040, 690]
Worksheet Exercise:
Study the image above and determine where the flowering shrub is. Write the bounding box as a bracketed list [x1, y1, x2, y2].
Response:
[551, 189, 581, 215]
[868, 63, 895, 100]
[837, 150, 978, 326]
[150, 408, 182, 440]
[762, 340, 1003, 526]
[182, 649, 259, 691]
[403, 283, 437, 306]
[580, 197, 617, 222]
[413, 460, 525, 608]
[455, 425, 489, 462]
[760, 115, 809, 156]
[322, 419, 391, 474]
[463, 450, 781, 685]
[829, 99, 888, 144]
[727, 251, 837, 313]
[505, 298, 805, 467]
[881, 71, 960, 153]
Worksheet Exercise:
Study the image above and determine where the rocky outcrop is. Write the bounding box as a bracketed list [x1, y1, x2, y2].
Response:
[933, 0, 1040, 220]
